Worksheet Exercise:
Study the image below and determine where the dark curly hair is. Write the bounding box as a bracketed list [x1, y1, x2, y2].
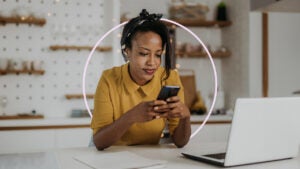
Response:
[120, 9, 172, 80]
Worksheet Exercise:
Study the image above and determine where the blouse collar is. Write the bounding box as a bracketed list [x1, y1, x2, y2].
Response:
[122, 63, 164, 96]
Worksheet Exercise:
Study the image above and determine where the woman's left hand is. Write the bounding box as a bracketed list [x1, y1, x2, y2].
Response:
[154, 96, 190, 119]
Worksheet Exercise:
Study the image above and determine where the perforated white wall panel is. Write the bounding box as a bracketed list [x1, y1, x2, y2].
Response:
[0, 0, 121, 117]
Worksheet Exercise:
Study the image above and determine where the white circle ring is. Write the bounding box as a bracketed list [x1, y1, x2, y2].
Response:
[82, 18, 218, 139]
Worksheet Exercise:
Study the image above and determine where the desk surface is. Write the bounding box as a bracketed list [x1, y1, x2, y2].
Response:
[0, 143, 300, 169]
[55, 142, 299, 169]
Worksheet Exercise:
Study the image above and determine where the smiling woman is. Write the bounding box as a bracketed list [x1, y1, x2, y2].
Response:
[91, 9, 191, 150]
[125, 31, 163, 85]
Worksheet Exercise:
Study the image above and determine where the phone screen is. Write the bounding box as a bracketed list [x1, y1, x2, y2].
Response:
[157, 85, 180, 101]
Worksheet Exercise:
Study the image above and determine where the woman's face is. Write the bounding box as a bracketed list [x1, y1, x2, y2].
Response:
[126, 31, 163, 86]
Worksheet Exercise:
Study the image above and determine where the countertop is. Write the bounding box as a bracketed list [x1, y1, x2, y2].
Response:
[0, 115, 232, 129]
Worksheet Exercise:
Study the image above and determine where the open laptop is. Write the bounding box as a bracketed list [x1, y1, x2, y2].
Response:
[182, 97, 300, 167]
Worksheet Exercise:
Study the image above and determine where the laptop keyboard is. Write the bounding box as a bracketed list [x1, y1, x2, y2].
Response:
[204, 152, 226, 160]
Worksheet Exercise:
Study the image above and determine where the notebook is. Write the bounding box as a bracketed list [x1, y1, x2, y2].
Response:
[73, 151, 167, 169]
[182, 97, 300, 167]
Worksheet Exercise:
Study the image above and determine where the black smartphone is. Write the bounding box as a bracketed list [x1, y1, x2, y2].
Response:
[157, 85, 180, 101]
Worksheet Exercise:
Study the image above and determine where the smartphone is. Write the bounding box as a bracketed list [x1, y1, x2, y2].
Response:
[157, 85, 180, 101]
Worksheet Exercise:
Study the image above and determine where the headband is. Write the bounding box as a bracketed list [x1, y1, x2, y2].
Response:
[121, 9, 163, 50]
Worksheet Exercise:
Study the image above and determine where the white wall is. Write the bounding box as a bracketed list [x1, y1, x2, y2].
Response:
[222, 0, 251, 108]
[249, 12, 300, 97]
[0, 0, 119, 117]
[249, 12, 263, 97]
[268, 12, 300, 97]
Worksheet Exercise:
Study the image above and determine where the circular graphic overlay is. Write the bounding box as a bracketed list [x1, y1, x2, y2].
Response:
[83, 18, 218, 139]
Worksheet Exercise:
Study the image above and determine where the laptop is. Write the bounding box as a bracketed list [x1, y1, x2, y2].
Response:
[182, 97, 300, 167]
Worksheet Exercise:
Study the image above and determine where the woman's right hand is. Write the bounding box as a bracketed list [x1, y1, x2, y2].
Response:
[127, 100, 167, 123]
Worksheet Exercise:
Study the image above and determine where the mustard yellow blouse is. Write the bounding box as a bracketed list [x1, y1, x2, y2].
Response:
[91, 63, 184, 145]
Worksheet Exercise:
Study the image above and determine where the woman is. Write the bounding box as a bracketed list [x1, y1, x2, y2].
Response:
[91, 9, 191, 150]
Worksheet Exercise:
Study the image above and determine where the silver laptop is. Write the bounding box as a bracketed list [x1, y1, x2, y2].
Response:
[182, 97, 300, 167]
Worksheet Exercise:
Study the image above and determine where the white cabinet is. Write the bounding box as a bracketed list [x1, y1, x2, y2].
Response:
[0, 128, 91, 154]
[191, 124, 231, 143]
[55, 128, 91, 149]
[0, 130, 56, 154]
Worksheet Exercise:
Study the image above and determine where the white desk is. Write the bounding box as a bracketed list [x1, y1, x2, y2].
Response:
[0, 143, 300, 169]
[55, 142, 300, 169]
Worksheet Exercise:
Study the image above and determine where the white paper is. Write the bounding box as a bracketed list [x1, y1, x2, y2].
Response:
[73, 151, 166, 169]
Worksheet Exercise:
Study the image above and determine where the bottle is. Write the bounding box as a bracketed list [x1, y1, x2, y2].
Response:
[216, 1, 227, 21]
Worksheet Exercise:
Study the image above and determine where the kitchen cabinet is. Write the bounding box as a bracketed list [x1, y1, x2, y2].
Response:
[190, 114, 232, 143]
[0, 115, 231, 154]
[191, 124, 231, 143]
[0, 118, 92, 154]
[0, 128, 91, 154]
[54, 128, 91, 149]
[0, 129, 56, 154]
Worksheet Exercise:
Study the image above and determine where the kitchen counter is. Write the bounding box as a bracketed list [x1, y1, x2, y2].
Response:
[0, 115, 232, 130]
[190, 114, 232, 124]
[0, 117, 91, 130]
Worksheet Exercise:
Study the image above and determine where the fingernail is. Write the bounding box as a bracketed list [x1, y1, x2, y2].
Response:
[156, 116, 160, 119]
[154, 107, 158, 110]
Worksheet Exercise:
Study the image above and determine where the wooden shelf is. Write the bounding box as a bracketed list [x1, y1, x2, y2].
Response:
[49, 45, 112, 52]
[177, 51, 231, 58]
[0, 114, 44, 120]
[170, 18, 232, 27]
[0, 16, 46, 26]
[65, 94, 94, 100]
[0, 124, 90, 130]
[0, 69, 45, 75]
[120, 17, 231, 28]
